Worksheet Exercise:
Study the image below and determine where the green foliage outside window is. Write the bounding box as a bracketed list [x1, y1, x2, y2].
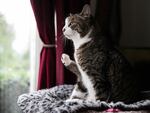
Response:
[0, 13, 29, 87]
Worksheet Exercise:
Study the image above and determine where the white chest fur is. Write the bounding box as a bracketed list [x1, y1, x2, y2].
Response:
[71, 27, 96, 101]
[74, 53, 96, 101]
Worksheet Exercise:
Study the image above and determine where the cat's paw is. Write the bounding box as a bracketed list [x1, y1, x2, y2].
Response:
[86, 95, 96, 102]
[61, 54, 71, 66]
[65, 98, 81, 103]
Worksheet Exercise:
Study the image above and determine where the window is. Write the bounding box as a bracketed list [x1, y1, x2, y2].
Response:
[0, 0, 37, 112]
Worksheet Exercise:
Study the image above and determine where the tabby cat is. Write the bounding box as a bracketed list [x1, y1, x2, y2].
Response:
[61, 4, 139, 103]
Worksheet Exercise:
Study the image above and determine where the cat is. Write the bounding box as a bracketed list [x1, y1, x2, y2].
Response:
[61, 4, 139, 103]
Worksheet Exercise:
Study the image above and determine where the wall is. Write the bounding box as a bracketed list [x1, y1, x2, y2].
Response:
[120, 0, 150, 48]
[120, 0, 150, 91]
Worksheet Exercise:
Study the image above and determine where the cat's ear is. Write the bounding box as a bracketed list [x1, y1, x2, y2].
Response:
[69, 13, 73, 16]
[80, 4, 91, 17]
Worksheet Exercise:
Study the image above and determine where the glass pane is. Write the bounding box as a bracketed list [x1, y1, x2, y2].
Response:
[0, 0, 36, 112]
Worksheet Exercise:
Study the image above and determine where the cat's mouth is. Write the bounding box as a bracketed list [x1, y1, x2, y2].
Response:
[63, 33, 71, 39]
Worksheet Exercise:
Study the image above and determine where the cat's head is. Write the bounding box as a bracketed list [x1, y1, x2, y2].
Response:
[62, 4, 93, 39]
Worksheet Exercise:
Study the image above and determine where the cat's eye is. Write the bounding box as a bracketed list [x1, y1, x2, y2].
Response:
[68, 22, 73, 27]
[68, 22, 77, 27]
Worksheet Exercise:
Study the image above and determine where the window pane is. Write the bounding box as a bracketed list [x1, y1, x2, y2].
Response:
[0, 0, 36, 112]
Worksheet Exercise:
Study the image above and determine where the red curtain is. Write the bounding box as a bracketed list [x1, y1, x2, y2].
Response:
[95, 0, 121, 46]
[30, 0, 56, 89]
[55, 0, 64, 86]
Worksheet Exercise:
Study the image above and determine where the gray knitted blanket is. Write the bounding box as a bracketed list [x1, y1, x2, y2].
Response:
[17, 85, 150, 113]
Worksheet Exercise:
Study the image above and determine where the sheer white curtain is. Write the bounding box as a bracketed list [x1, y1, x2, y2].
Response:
[30, 31, 42, 91]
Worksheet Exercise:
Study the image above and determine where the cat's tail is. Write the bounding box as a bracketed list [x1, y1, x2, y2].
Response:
[111, 99, 150, 111]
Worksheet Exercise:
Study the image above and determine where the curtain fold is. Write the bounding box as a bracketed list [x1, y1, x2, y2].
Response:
[30, 0, 56, 89]
[95, 0, 121, 46]
[55, 0, 64, 85]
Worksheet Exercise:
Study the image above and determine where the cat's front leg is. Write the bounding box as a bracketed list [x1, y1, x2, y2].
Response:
[87, 94, 97, 102]
[61, 53, 81, 76]
[66, 84, 87, 102]
[61, 54, 72, 66]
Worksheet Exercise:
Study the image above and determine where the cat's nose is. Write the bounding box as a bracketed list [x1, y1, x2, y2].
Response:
[62, 27, 66, 32]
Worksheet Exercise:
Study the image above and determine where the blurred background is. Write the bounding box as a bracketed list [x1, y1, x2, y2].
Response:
[0, 0, 37, 112]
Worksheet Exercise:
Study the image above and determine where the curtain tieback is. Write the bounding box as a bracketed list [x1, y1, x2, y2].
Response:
[43, 44, 57, 48]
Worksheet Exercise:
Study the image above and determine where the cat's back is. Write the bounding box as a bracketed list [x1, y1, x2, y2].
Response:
[106, 48, 140, 103]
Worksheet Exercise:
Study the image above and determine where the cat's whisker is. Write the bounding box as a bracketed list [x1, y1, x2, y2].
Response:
[57, 34, 64, 40]
[56, 34, 69, 47]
